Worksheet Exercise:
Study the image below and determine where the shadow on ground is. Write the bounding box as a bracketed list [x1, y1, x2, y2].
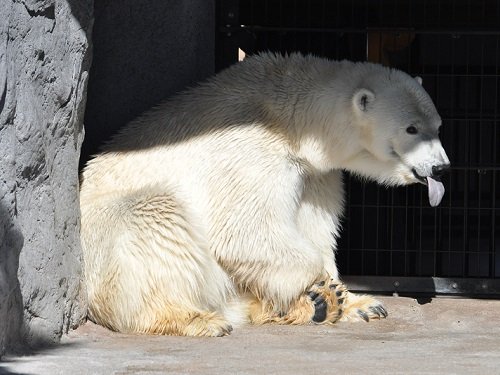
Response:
[0, 341, 82, 375]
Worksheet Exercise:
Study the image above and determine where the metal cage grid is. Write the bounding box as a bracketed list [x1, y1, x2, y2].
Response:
[217, 0, 500, 294]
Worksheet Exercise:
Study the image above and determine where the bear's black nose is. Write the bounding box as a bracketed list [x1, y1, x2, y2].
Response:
[432, 164, 451, 178]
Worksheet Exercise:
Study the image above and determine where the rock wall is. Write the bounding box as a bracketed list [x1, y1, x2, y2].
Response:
[0, 0, 92, 354]
[0, 0, 215, 356]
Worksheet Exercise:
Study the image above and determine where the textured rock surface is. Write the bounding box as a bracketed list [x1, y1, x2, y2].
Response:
[82, 0, 215, 164]
[0, 0, 93, 354]
[0, 0, 214, 356]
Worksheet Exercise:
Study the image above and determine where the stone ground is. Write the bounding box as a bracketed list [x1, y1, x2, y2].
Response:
[1, 296, 499, 375]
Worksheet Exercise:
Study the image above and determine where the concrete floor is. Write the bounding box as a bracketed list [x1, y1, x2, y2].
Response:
[2, 296, 500, 375]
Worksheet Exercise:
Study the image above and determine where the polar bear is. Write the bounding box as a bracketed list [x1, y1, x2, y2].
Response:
[80, 53, 450, 336]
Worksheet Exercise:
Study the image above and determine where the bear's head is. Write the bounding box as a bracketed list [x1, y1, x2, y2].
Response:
[351, 69, 450, 206]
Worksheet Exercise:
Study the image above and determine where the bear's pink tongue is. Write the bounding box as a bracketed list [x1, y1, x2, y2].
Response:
[427, 177, 445, 207]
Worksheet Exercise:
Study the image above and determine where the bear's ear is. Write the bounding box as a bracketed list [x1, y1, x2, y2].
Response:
[414, 76, 423, 85]
[353, 89, 375, 113]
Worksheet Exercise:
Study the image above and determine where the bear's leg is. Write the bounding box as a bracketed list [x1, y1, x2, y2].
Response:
[296, 170, 344, 280]
[296, 170, 388, 323]
[82, 188, 238, 336]
[231, 230, 330, 321]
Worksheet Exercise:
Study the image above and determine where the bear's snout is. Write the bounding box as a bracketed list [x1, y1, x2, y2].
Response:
[431, 163, 451, 179]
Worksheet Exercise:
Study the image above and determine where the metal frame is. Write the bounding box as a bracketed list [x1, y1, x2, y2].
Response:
[343, 276, 500, 296]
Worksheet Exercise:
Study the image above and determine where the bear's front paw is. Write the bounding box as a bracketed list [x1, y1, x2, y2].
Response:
[339, 292, 388, 322]
[307, 280, 348, 324]
[269, 280, 347, 325]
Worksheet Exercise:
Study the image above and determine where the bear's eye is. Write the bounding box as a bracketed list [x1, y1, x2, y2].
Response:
[406, 126, 418, 134]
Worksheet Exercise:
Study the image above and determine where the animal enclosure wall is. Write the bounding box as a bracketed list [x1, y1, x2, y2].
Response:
[217, 0, 500, 295]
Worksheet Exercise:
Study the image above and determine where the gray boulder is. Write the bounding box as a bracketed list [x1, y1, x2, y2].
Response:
[0, 0, 92, 353]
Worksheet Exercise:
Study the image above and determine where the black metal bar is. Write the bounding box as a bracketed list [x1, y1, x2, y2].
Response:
[347, 204, 500, 210]
[435, 11, 442, 277]
[477, 32, 485, 277]
[492, 34, 500, 277]
[442, 117, 499, 121]
[463, 30, 471, 277]
[448, 2, 457, 278]
[222, 25, 500, 36]
[216, 0, 241, 71]
[343, 276, 500, 296]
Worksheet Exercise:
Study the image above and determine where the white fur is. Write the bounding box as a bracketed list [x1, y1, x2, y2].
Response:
[80, 53, 449, 333]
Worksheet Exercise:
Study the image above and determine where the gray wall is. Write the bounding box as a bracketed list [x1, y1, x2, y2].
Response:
[0, 0, 92, 353]
[82, 0, 215, 164]
[0, 0, 215, 356]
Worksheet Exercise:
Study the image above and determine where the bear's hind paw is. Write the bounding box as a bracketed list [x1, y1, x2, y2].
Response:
[183, 313, 233, 337]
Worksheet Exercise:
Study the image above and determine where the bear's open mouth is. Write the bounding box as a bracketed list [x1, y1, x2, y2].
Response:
[412, 168, 428, 185]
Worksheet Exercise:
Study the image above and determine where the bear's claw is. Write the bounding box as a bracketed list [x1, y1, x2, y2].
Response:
[357, 309, 370, 322]
[369, 305, 388, 318]
[339, 294, 388, 322]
